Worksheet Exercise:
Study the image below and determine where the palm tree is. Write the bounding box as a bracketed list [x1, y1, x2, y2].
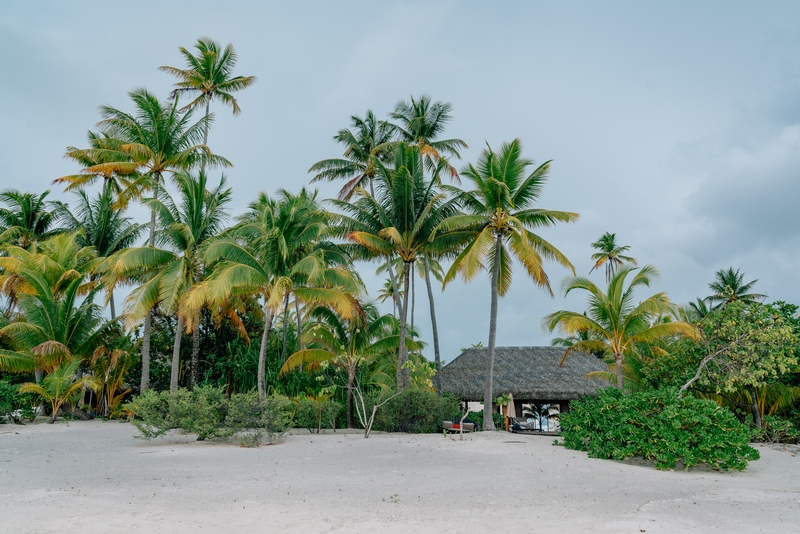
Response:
[0, 190, 60, 249]
[187, 190, 361, 401]
[544, 265, 700, 390]
[0, 233, 111, 377]
[390, 95, 468, 180]
[440, 139, 578, 430]
[72, 88, 230, 391]
[707, 267, 767, 306]
[280, 302, 402, 428]
[19, 359, 100, 423]
[53, 188, 145, 319]
[589, 232, 636, 282]
[102, 171, 231, 392]
[331, 144, 463, 389]
[309, 110, 395, 199]
[160, 37, 257, 154]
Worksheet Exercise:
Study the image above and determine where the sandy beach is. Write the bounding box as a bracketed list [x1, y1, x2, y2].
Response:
[0, 420, 797, 533]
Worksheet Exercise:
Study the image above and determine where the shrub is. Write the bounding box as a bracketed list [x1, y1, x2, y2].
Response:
[0, 380, 37, 424]
[372, 389, 460, 433]
[292, 395, 342, 433]
[465, 410, 504, 431]
[126, 388, 292, 445]
[757, 414, 800, 444]
[560, 388, 760, 470]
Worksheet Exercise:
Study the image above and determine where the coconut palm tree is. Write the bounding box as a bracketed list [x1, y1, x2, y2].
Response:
[589, 232, 636, 282]
[186, 190, 361, 401]
[707, 267, 767, 306]
[18, 359, 100, 423]
[0, 190, 60, 249]
[160, 37, 257, 153]
[390, 95, 467, 180]
[309, 110, 395, 199]
[544, 265, 700, 391]
[102, 171, 231, 392]
[0, 233, 111, 377]
[439, 139, 577, 430]
[330, 143, 464, 389]
[72, 88, 230, 391]
[281, 302, 405, 428]
[53, 188, 145, 319]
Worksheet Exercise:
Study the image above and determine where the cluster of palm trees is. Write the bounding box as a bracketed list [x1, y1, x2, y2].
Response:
[0, 38, 584, 430]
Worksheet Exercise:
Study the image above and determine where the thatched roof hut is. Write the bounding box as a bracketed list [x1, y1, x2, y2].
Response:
[439, 346, 607, 405]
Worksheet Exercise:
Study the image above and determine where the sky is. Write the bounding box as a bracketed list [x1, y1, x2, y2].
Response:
[2, 2, 800, 363]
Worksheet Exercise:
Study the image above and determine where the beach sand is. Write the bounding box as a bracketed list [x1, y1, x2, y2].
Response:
[1, 420, 797, 533]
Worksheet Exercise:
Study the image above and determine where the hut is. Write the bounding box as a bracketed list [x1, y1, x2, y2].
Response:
[439, 346, 608, 418]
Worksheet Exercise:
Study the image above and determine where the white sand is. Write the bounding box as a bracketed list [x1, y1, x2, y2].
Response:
[1, 420, 798, 533]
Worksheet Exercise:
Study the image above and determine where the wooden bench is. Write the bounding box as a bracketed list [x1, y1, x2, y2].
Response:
[442, 421, 475, 433]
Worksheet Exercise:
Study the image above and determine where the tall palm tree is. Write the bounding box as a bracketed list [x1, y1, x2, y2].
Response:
[72, 88, 230, 391]
[0, 190, 60, 249]
[544, 265, 700, 390]
[281, 302, 403, 428]
[160, 37, 257, 155]
[707, 267, 767, 306]
[102, 171, 231, 392]
[331, 144, 463, 389]
[186, 190, 361, 401]
[439, 139, 578, 430]
[390, 94, 467, 180]
[53, 188, 145, 319]
[309, 110, 395, 199]
[589, 232, 636, 282]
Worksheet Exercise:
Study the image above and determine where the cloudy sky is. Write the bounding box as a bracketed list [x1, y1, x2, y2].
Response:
[2, 2, 799, 362]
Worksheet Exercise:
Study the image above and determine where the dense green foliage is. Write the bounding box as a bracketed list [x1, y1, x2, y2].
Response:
[0, 379, 37, 423]
[292, 395, 343, 433]
[372, 389, 460, 433]
[560, 388, 760, 470]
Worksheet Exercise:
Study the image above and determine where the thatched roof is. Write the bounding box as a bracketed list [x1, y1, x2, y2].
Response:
[439, 346, 607, 401]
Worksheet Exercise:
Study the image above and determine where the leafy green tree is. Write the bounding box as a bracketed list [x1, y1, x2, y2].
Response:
[19, 359, 100, 423]
[589, 232, 636, 282]
[309, 110, 395, 199]
[72, 88, 230, 391]
[187, 190, 360, 401]
[545, 265, 699, 391]
[0, 190, 60, 249]
[440, 139, 577, 430]
[160, 37, 257, 152]
[102, 171, 231, 392]
[708, 267, 767, 306]
[331, 144, 463, 389]
[675, 301, 798, 428]
[54, 188, 145, 318]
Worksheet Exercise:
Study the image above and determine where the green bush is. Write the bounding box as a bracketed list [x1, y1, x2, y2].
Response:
[0, 380, 37, 424]
[125, 388, 292, 445]
[465, 410, 504, 430]
[560, 388, 760, 470]
[292, 396, 342, 433]
[372, 389, 460, 433]
[757, 414, 800, 444]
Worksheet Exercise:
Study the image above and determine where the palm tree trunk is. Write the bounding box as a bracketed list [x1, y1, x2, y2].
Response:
[141, 173, 160, 392]
[751, 386, 763, 429]
[411, 262, 415, 333]
[295, 298, 303, 351]
[483, 235, 503, 431]
[191, 310, 201, 389]
[615, 352, 624, 390]
[109, 292, 116, 321]
[141, 313, 152, 391]
[258, 306, 275, 402]
[170, 314, 185, 393]
[347, 365, 355, 428]
[423, 256, 442, 398]
[386, 258, 407, 389]
[398, 262, 412, 389]
[281, 292, 290, 362]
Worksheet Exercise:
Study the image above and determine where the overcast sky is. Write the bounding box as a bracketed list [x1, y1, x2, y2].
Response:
[2, 2, 799, 363]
